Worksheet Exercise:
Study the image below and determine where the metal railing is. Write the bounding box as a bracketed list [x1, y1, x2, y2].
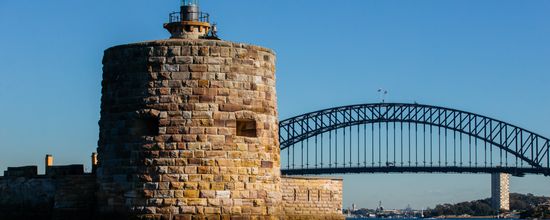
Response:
[169, 11, 210, 23]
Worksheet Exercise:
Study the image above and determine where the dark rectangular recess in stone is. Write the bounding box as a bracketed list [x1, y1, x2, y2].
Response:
[261, 161, 273, 168]
[130, 117, 159, 137]
[236, 119, 257, 137]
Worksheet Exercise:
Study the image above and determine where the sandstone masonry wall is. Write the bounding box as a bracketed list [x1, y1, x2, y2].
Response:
[281, 176, 344, 220]
[98, 39, 281, 219]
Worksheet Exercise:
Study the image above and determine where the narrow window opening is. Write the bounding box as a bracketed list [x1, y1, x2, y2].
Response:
[307, 190, 310, 201]
[318, 190, 321, 201]
[130, 117, 159, 137]
[236, 119, 257, 137]
[293, 189, 297, 201]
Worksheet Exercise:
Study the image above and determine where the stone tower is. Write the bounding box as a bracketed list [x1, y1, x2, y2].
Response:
[96, 1, 281, 218]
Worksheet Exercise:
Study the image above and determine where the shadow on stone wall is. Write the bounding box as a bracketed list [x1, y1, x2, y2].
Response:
[0, 166, 97, 220]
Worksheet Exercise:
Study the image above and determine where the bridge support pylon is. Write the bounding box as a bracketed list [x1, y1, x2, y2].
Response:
[491, 173, 510, 212]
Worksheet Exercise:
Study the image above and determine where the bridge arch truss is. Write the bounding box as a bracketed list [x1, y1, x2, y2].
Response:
[279, 103, 550, 176]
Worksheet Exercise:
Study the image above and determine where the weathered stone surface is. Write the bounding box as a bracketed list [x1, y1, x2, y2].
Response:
[281, 176, 345, 220]
[97, 39, 282, 219]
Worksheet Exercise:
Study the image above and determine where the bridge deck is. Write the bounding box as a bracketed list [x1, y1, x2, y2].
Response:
[282, 167, 550, 176]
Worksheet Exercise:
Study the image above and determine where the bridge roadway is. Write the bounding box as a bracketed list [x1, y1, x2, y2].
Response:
[281, 166, 545, 176]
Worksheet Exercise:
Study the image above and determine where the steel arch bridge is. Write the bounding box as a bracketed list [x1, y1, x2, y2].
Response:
[279, 103, 550, 176]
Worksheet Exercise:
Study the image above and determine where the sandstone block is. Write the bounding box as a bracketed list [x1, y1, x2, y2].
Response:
[180, 206, 196, 214]
[184, 190, 200, 198]
[210, 182, 225, 190]
[216, 190, 231, 199]
[189, 64, 208, 72]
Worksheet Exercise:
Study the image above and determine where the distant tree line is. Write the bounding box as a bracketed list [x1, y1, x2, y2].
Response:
[425, 198, 493, 217]
[425, 193, 550, 218]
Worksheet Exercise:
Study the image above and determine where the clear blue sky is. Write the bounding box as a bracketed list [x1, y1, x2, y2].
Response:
[1, 0, 549, 210]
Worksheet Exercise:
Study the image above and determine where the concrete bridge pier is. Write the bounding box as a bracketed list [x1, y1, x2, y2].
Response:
[491, 173, 510, 212]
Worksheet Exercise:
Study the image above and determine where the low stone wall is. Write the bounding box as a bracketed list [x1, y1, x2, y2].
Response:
[53, 175, 97, 220]
[0, 174, 97, 220]
[281, 176, 344, 220]
[0, 176, 56, 219]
